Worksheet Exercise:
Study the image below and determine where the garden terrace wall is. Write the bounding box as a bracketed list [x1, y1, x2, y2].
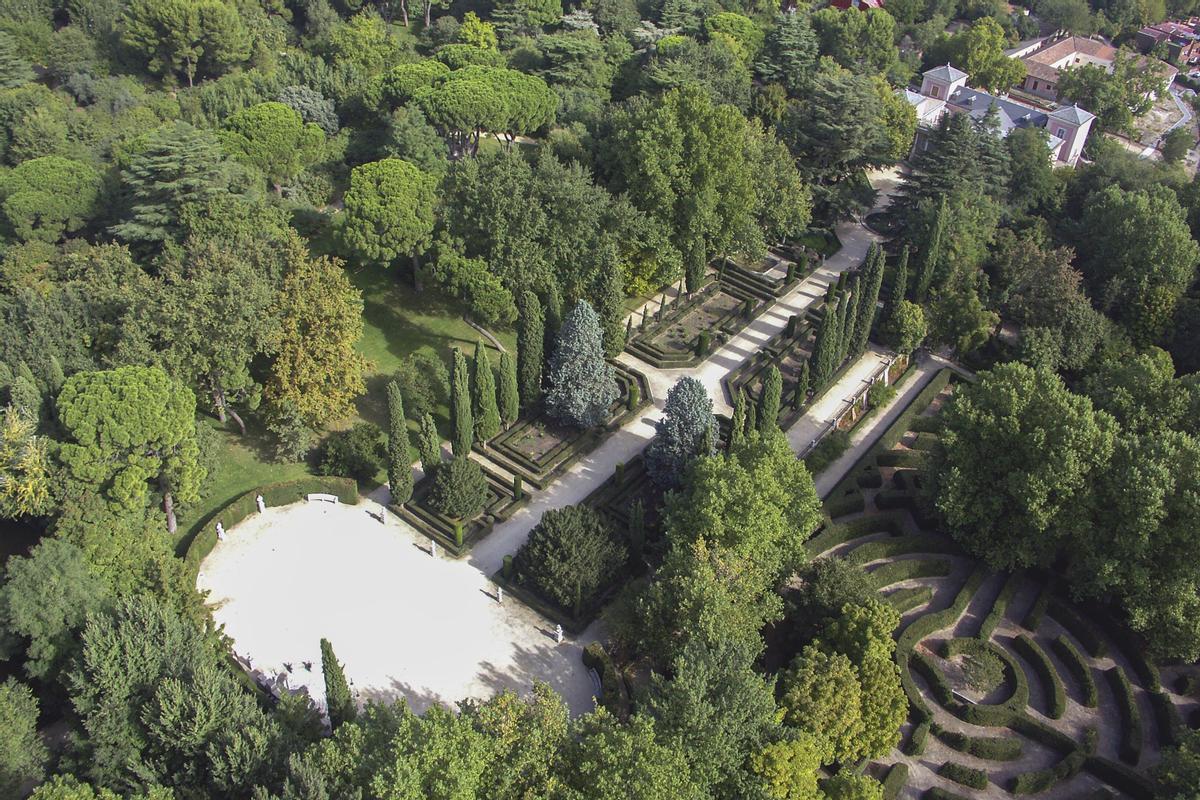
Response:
[474, 363, 650, 490]
[394, 465, 528, 558]
[625, 282, 768, 368]
[186, 476, 359, 570]
[718, 253, 809, 301]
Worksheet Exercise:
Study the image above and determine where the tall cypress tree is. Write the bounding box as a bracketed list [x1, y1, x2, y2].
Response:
[795, 360, 810, 407]
[320, 638, 356, 729]
[517, 291, 544, 409]
[915, 197, 946, 302]
[471, 341, 500, 444]
[891, 245, 910, 310]
[416, 412, 442, 476]
[836, 292, 854, 365]
[852, 244, 885, 355]
[758, 365, 782, 433]
[542, 283, 564, 358]
[812, 300, 840, 388]
[842, 278, 860, 358]
[449, 348, 472, 456]
[386, 380, 413, 504]
[497, 350, 519, 428]
[730, 386, 747, 451]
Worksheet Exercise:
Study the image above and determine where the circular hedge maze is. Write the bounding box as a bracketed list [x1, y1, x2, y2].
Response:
[809, 370, 1200, 800]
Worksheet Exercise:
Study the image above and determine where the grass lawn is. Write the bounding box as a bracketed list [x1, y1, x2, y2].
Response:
[180, 261, 517, 550]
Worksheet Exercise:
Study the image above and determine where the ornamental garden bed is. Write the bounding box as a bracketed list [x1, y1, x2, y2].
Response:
[722, 314, 817, 430]
[393, 463, 528, 558]
[717, 252, 811, 301]
[625, 281, 768, 368]
[473, 363, 650, 490]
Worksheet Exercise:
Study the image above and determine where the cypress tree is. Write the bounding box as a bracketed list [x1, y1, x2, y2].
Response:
[812, 301, 840, 388]
[629, 499, 645, 560]
[891, 245, 910, 310]
[746, 395, 757, 435]
[842, 278, 860, 358]
[320, 638, 356, 729]
[915, 197, 946, 302]
[471, 341, 501, 444]
[836, 292, 854, 365]
[796, 360, 810, 407]
[497, 350, 519, 428]
[386, 380, 413, 504]
[758, 365, 782, 433]
[517, 291, 544, 409]
[416, 412, 441, 476]
[450, 348, 472, 456]
[852, 244, 886, 355]
[543, 282, 564, 358]
[0, 32, 31, 90]
[730, 386, 747, 451]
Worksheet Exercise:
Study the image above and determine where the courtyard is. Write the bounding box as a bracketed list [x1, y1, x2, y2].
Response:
[196, 497, 597, 715]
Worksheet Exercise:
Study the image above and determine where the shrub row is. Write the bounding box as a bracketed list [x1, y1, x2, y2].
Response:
[1012, 634, 1066, 719]
[939, 637, 1034, 728]
[908, 415, 942, 433]
[886, 586, 934, 613]
[582, 643, 630, 719]
[978, 572, 1021, 641]
[911, 650, 953, 707]
[932, 726, 1022, 761]
[1150, 690, 1182, 748]
[895, 569, 987, 722]
[856, 467, 883, 489]
[912, 431, 941, 451]
[868, 558, 953, 589]
[822, 489, 866, 520]
[881, 763, 908, 800]
[846, 533, 960, 566]
[1022, 585, 1052, 630]
[1083, 756, 1156, 799]
[1097, 614, 1161, 693]
[1048, 598, 1107, 658]
[938, 762, 988, 790]
[1009, 749, 1086, 795]
[1051, 634, 1098, 707]
[1106, 666, 1142, 765]
[185, 476, 359, 568]
[905, 720, 930, 755]
[396, 467, 527, 557]
[924, 789, 969, 800]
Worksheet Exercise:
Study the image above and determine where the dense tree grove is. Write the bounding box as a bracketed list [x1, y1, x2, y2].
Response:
[0, 0, 1197, 791]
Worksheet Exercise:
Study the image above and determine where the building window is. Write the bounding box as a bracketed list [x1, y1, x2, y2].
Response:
[1056, 127, 1066, 139]
[930, 85, 940, 98]
[1032, 80, 1038, 90]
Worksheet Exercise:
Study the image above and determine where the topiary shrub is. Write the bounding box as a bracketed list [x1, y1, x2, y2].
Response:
[317, 422, 384, 483]
[906, 719, 930, 755]
[1013, 634, 1066, 719]
[429, 456, 488, 520]
[513, 504, 627, 616]
[938, 762, 988, 790]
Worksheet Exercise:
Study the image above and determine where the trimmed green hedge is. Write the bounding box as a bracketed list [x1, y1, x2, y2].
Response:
[908, 415, 942, 433]
[1098, 615, 1161, 693]
[875, 449, 927, 468]
[582, 643, 630, 719]
[1013, 634, 1066, 719]
[886, 586, 933, 613]
[1051, 634, 1098, 707]
[1106, 666, 1142, 765]
[823, 490, 866, 520]
[906, 719, 930, 755]
[978, 572, 1021, 641]
[1084, 756, 1156, 799]
[881, 763, 908, 800]
[924, 788, 969, 800]
[911, 650, 953, 706]
[845, 533, 960, 566]
[1022, 585, 1051, 630]
[806, 512, 906, 556]
[933, 726, 1022, 761]
[868, 558, 953, 589]
[1150, 690, 1183, 747]
[185, 476, 359, 569]
[1009, 749, 1086, 794]
[938, 763, 988, 790]
[1048, 598, 1107, 658]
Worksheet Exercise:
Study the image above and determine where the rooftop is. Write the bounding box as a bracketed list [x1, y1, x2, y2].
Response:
[923, 63, 968, 82]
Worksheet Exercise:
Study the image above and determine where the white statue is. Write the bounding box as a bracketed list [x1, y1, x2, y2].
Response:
[497, 587, 503, 604]
[555, 624, 564, 644]
[256, 494, 266, 513]
[216, 522, 226, 541]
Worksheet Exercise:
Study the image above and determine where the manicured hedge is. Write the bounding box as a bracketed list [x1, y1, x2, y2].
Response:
[823, 489, 866, 520]
[1022, 585, 1051, 630]
[1048, 598, 1107, 658]
[868, 558, 953, 589]
[185, 476, 359, 568]
[938, 637, 1034, 729]
[1013, 634, 1066, 719]
[1009, 749, 1086, 794]
[908, 415, 942, 433]
[978, 572, 1021, 641]
[1106, 666, 1142, 765]
[582, 643, 630, 719]
[924, 788, 969, 800]
[806, 512, 907, 556]
[875, 449, 927, 468]
[881, 763, 908, 800]
[938, 763, 988, 790]
[905, 719, 930, 755]
[1051, 634, 1098, 707]
[912, 431, 941, 451]
[911, 650, 954, 706]
[846, 533, 960, 566]
[933, 726, 1022, 761]
[886, 586, 933, 613]
[1150, 690, 1183, 748]
[1098, 615, 1161, 693]
[855, 468, 883, 489]
[1083, 756, 1156, 799]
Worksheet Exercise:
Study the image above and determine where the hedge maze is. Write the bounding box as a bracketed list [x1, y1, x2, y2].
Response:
[811, 369, 1198, 799]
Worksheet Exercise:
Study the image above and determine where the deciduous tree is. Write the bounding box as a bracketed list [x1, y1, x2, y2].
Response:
[0, 678, 46, 796]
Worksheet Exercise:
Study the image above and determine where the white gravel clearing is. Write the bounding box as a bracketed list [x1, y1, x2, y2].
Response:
[197, 498, 597, 715]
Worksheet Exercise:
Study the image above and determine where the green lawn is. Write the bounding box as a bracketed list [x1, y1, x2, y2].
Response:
[179, 261, 517, 550]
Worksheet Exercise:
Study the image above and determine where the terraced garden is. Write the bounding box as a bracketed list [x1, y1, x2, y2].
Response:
[806, 370, 1200, 799]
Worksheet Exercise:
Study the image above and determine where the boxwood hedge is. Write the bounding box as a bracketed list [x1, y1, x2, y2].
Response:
[1013, 634, 1066, 719]
[1051, 634, 1098, 707]
[938, 763, 988, 790]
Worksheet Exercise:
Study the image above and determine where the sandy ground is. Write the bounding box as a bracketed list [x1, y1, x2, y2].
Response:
[197, 498, 598, 715]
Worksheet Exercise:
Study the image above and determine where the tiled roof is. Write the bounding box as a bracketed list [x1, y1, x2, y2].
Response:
[923, 63, 968, 82]
[1026, 36, 1117, 66]
[1048, 104, 1096, 125]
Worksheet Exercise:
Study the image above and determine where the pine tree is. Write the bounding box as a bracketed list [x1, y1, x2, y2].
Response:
[730, 386, 748, 451]
[915, 197, 946, 302]
[416, 412, 442, 476]
[471, 341, 500, 444]
[386, 380, 413, 504]
[544, 300, 618, 428]
[0, 32, 30, 89]
[498, 350, 519, 428]
[320, 638, 356, 729]
[517, 291, 544, 409]
[645, 377, 716, 488]
[890, 246, 909, 311]
[759, 365, 782, 433]
[450, 348, 473, 456]
[851, 244, 886, 355]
